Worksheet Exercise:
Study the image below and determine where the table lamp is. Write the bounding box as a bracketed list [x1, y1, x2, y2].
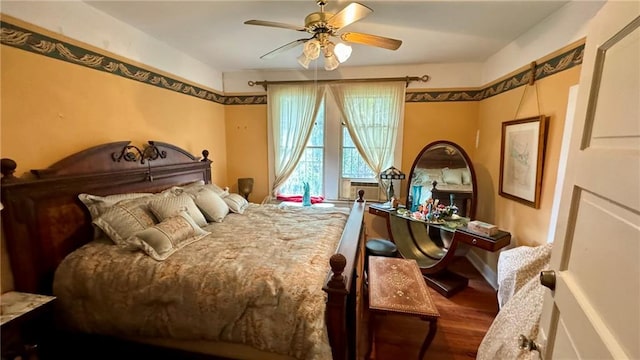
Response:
[379, 166, 405, 202]
[237, 178, 254, 201]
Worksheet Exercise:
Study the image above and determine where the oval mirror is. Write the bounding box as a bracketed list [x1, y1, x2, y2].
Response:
[407, 140, 477, 219]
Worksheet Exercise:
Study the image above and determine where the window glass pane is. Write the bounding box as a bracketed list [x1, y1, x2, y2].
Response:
[279, 105, 324, 196]
[341, 127, 375, 179]
[308, 105, 324, 147]
[342, 127, 355, 147]
[279, 148, 324, 196]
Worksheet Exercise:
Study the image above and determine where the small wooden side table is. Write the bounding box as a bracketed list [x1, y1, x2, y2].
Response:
[367, 256, 440, 359]
[1, 291, 56, 360]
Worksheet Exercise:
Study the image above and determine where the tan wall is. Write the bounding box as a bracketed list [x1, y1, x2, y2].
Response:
[472, 66, 581, 268]
[224, 104, 269, 202]
[0, 43, 227, 293]
[0, 46, 227, 181]
[401, 101, 479, 197]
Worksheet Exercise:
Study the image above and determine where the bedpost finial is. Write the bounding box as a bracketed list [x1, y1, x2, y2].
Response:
[357, 189, 365, 202]
[1, 158, 18, 182]
[327, 254, 347, 289]
[201, 150, 210, 162]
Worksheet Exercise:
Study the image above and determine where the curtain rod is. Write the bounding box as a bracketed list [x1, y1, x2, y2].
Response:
[247, 75, 430, 90]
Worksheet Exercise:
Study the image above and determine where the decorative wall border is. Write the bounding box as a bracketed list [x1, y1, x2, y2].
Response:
[406, 43, 584, 102]
[1, 19, 583, 105]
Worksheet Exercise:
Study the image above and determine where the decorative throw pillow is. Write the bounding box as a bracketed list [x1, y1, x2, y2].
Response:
[188, 187, 229, 223]
[78, 192, 153, 219]
[441, 168, 463, 185]
[223, 193, 249, 214]
[167, 181, 229, 198]
[203, 183, 230, 198]
[126, 211, 210, 261]
[148, 193, 208, 227]
[93, 197, 158, 245]
[163, 180, 206, 196]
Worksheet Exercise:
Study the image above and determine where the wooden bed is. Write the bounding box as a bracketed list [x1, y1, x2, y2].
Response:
[0, 141, 366, 360]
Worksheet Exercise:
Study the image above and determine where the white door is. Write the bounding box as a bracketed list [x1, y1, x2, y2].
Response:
[538, 2, 640, 359]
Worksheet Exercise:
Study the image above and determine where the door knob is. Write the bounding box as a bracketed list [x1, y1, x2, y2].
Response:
[540, 270, 556, 290]
[518, 334, 540, 352]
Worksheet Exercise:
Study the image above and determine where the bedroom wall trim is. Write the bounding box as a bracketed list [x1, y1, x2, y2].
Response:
[466, 250, 498, 290]
[0, 17, 583, 105]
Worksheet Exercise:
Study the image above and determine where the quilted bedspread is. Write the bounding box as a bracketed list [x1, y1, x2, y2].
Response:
[53, 204, 350, 360]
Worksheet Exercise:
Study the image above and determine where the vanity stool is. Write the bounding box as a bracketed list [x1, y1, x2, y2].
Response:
[365, 238, 397, 277]
[366, 238, 397, 258]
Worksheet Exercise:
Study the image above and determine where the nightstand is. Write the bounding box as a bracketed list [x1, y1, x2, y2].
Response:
[1, 292, 56, 360]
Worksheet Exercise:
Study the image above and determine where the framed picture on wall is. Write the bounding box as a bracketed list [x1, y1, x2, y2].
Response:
[499, 115, 548, 208]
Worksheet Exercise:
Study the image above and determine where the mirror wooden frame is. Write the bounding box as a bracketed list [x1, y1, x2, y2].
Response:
[407, 140, 478, 220]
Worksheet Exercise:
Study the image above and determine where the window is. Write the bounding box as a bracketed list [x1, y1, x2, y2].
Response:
[280, 97, 382, 200]
[278, 105, 325, 196]
[341, 126, 375, 179]
[270, 84, 404, 201]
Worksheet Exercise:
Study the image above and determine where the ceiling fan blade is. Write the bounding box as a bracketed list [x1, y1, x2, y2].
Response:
[340, 32, 402, 50]
[260, 38, 310, 59]
[244, 20, 306, 32]
[326, 2, 373, 29]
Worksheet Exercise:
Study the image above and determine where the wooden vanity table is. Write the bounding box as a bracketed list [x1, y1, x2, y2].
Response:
[369, 204, 511, 297]
[370, 140, 511, 297]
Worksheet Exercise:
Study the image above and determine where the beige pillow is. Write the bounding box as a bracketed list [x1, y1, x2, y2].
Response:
[78, 192, 153, 219]
[442, 168, 463, 185]
[126, 211, 210, 261]
[163, 180, 205, 196]
[79, 192, 153, 239]
[93, 197, 158, 245]
[166, 181, 229, 198]
[223, 193, 249, 214]
[203, 183, 230, 198]
[148, 193, 208, 227]
[188, 187, 229, 223]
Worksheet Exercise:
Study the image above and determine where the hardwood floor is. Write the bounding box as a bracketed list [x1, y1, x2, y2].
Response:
[367, 256, 499, 360]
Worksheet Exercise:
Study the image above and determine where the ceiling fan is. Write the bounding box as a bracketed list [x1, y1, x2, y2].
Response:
[244, 0, 402, 70]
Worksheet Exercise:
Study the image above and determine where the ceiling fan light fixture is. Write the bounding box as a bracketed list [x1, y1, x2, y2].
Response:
[324, 53, 339, 71]
[334, 42, 352, 63]
[297, 53, 312, 69]
[246, 1, 402, 69]
[303, 39, 321, 60]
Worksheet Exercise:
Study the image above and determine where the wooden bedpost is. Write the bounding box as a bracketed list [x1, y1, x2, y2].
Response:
[325, 254, 349, 360]
[1, 158, 19, 183]
[324, 198, 366, 360]
[201, 150, 212, 184]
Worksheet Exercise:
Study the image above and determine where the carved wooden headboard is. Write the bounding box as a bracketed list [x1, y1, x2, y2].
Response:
[1, 141, 212, 294]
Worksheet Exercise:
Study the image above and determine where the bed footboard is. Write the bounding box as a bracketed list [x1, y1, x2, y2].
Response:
[324, 191, 366, 360]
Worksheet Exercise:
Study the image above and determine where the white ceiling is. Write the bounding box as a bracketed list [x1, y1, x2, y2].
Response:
[83, 0, 571, 73]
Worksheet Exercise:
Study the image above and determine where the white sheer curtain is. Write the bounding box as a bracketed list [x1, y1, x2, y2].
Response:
[266, 84, 325, 201]
[328, 81, 405, 185]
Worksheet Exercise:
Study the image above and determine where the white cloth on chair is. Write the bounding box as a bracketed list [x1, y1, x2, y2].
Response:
[497, 243, 553, 308]
[476, 243, 552, 360]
